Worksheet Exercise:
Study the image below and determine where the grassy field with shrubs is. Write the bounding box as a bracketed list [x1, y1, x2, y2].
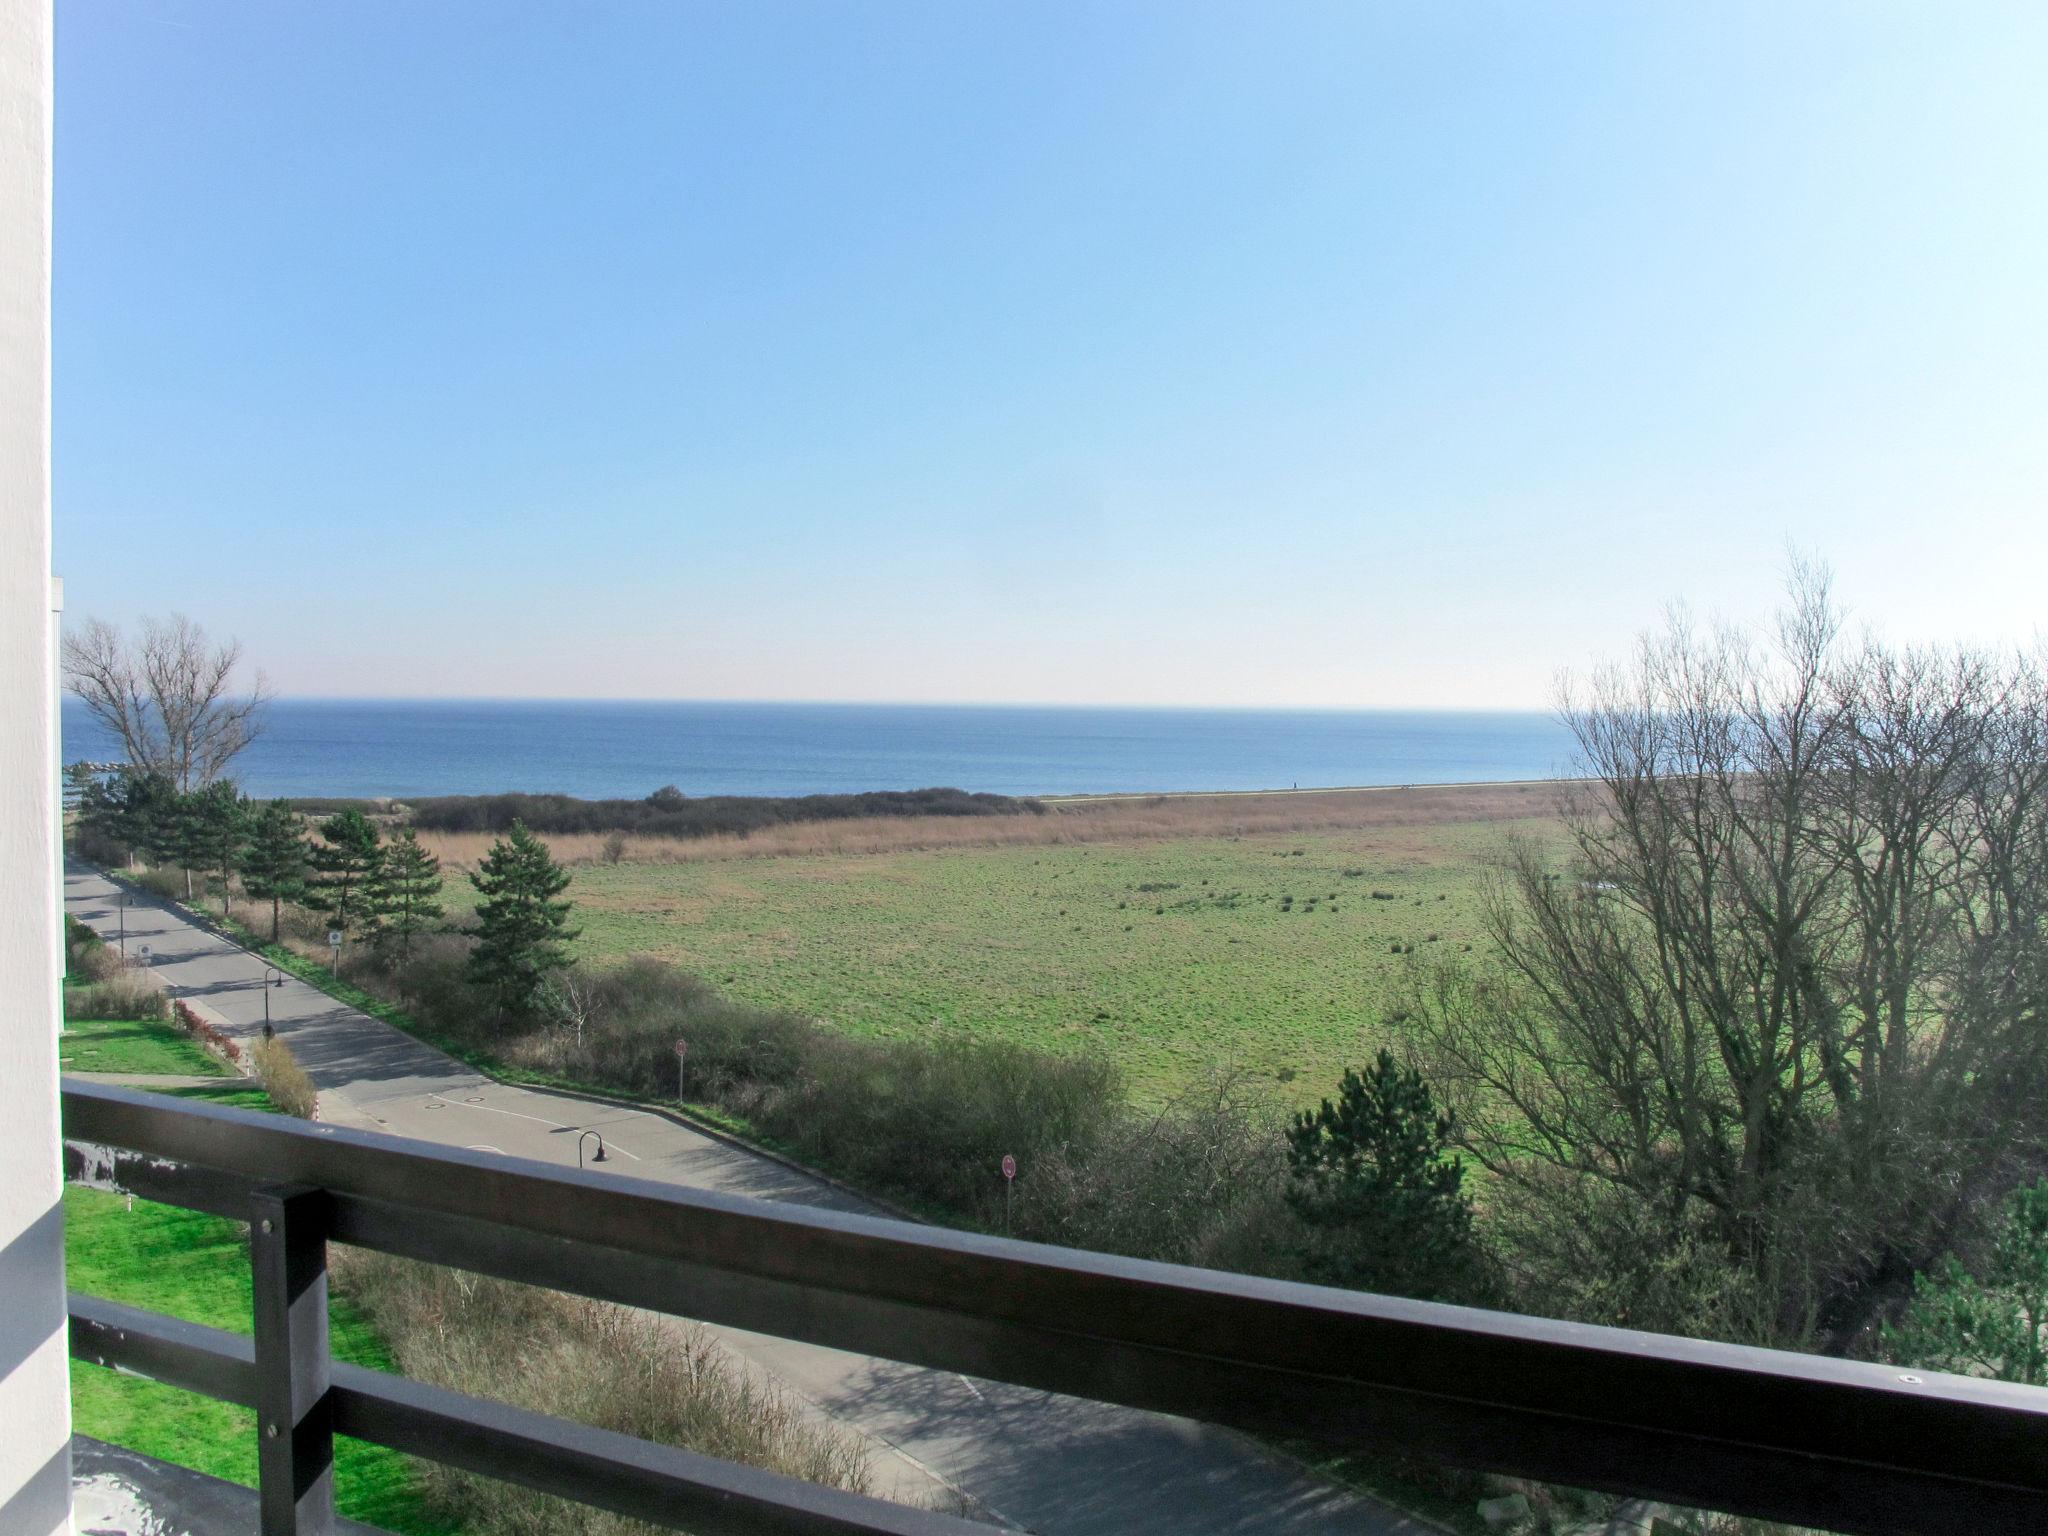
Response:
[474, 814, 1561, 1104]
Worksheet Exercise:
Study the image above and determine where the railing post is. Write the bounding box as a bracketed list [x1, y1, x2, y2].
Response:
[251, 1185, 335, 1535]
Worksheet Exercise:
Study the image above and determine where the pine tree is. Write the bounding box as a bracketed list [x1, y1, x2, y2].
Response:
[1285, 1050, 1482, 1302]
[1888, 1180, 2048, 1386]
[372, 828, 444, 963]
[185, 782, 249, 915]
[162, 789, 214, 900]
[466, 820, 577, 1017]
[101, 770, 174, 868]
[114, 771, 181, 874]
[309, 809, 383, 940]
[71, 765, 121, 855]
[242, 801, 311, 943]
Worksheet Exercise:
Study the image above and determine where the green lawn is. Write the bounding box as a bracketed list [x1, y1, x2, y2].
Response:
[66, 1183, 455, 1534]
[155, 1081, 276, 1112]
[59, 1013, 230, 1078]
[539, 816, 1561, 1104]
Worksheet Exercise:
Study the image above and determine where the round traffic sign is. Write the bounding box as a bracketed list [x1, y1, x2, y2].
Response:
[1001, 1154, 1017, 1182]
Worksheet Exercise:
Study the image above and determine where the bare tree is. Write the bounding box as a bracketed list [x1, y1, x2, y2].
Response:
[538, 966, 606, 1049]
[1408, 563, 2048, 1346]
[63, 614, 272, 791]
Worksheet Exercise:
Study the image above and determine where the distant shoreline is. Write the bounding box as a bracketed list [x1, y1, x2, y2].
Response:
[1040, 776, 1579, 806]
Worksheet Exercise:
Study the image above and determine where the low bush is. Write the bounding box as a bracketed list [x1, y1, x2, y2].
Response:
[65, 974, 166, 1022]
[336, 1249, 870, 1536]
[173, 999, 241, 1064]
[69, 825, 131, 867]
[253, 1035, 318, 1119]
[65, 916, 124, 983]
[773, 1033, 1120, 1224]
[1012, 1072, 1298, 1268]
[384, 933, 484, 1038]
[134, 868, 186, 902]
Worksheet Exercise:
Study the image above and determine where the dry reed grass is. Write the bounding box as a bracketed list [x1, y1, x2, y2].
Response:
[252, 1034, 318, 1119]
[416, 781, 1575, 869]
[64, 973, 168, 1022]
[335, 1249, 872, 1535]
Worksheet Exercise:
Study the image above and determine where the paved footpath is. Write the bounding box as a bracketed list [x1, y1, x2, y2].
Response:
[66, 863, 1426, 1536]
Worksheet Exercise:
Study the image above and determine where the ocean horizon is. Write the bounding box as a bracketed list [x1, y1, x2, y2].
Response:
[60, 697, 1581, 802]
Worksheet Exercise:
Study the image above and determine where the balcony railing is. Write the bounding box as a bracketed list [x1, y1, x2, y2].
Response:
[60, 1079, 2048, 1536]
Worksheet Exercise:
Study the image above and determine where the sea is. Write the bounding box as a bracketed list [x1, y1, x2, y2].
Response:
[59, 698, 1578, 802]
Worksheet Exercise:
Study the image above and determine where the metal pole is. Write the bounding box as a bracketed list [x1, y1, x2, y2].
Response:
[118, 894, 125, 957]
[250, 1185, 336, 1535]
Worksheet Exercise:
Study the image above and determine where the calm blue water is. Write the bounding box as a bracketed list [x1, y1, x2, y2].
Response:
[60, 698, 1577, 801]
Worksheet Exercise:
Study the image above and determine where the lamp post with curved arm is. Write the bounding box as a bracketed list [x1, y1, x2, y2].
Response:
[262, 966, 285, 1032]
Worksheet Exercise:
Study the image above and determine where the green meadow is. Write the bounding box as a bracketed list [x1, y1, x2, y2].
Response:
[59, 1014, 231, 1077]
[550, 812, 1563, 1104]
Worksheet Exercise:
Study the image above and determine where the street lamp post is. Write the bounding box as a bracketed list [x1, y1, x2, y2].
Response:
[263, 966, 284, 1031]
[117, 892, 128, 958]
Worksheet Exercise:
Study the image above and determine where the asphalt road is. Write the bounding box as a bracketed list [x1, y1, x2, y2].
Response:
[65, 863, 1426, 1536]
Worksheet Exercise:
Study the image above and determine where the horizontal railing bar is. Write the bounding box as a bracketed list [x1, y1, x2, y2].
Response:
[66, 1133, 252, 1218]
[71, 1290, 257, 1405]
[68, 1294, 998, 1536]
[63, 1081, 2048, 1536]
[323, 1194, 2048, 1535]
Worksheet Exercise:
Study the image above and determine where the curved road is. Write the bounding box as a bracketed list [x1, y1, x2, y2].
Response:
[65, 863, 1425, 1536]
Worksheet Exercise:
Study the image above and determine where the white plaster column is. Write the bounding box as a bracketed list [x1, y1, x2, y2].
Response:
[0, 0, 68, 1532]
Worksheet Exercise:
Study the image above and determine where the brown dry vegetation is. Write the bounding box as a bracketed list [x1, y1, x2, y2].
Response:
[415, 780, 1575, 870]
[252, 1035, 318, 1119]
[336, 1249, 873, 1536]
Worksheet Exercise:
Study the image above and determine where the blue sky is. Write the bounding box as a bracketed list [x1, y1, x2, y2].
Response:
[55, 2, 2048, 707]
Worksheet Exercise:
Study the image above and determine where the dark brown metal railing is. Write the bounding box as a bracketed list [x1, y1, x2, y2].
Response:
[60, 1080, 2048, 1535]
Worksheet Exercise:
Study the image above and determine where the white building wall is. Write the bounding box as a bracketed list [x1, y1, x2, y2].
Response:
[0, 1, 68, 1532]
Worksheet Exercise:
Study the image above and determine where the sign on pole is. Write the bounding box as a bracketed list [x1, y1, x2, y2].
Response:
[1001, 1154, 1017, 1182]
[675, 1038, 688, 1101]
[1000, 1154, 1017, 1234]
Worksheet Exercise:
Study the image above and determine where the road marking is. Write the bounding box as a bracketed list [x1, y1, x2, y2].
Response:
[466, 1144, 505, 1155]
[425, 1091, 642, 1161]
[956, 1374, 984, 1402]
[429, 1090, 566, 1127]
